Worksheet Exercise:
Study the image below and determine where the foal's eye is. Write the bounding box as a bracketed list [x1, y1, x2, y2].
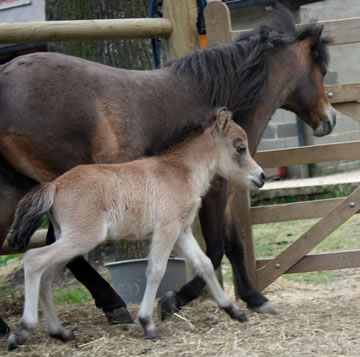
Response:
[235, 145, 246, 154]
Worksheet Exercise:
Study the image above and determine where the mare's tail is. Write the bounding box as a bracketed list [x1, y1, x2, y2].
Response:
[8, 183, 56, 252]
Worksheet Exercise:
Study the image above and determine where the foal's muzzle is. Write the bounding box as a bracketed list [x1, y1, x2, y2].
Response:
[249, 167, 266, 191]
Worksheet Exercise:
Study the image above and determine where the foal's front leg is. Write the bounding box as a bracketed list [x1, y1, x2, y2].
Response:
[138, 224, 181, 340]
[176, 230, 247, 322]
[158, 178, 227, 319]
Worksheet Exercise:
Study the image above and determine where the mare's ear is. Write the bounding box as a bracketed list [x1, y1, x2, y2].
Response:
[213, 107, 232, 136]
[314, 23, 324, 38]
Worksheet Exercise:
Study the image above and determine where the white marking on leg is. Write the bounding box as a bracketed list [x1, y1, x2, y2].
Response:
[176, 230, 231, 309]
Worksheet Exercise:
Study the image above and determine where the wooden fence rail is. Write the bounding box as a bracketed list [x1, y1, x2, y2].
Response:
[0, 18, 172, 43]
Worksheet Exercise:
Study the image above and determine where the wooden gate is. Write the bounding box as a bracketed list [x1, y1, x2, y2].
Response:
[206, 0, 360, 292]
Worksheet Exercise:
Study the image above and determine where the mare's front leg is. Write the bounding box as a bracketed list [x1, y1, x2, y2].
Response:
[224, 193, 276, 315]
[158, 177, 227, 320]
[46, 224, 133, 324]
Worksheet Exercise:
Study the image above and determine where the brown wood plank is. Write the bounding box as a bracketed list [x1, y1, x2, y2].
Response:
[231, 17, 360, 46]
[326, 84, 360, 104]
[0, 230, 47, 255]
[256, 187, 360, 291]
[204, 0, 232, 46]
[257, 250, 360, 274]
[334, 102, 360, 123]
[254, 141, 360, 168]
[251, 198, 360, 224]
[231, 185, 257, 288]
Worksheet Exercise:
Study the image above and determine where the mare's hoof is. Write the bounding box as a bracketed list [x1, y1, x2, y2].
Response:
[157, 291, 179, 321]
[250, 301, 277, 315]
[105, 307, 134, 325]
[49, 328, 75, 342]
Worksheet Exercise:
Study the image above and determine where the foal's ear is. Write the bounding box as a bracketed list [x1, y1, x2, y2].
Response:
[213, 108, 232, 136]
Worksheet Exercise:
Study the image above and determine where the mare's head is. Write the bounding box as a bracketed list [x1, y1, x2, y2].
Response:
[167, 4, 335, 139]
[213, 108, 265, 191]
[270, 6, 336, 136]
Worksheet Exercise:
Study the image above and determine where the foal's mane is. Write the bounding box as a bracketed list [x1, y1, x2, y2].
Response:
[165, 4, 330, 119]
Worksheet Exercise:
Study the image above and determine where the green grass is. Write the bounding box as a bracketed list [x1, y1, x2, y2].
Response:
[0, 254, 23, 266]
[222, 214, 360, 286]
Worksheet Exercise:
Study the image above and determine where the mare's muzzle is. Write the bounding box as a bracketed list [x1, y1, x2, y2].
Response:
[314, 107, 337, 137]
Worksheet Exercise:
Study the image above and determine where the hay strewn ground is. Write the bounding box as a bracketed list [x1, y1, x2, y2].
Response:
[2, 275, 360, 357]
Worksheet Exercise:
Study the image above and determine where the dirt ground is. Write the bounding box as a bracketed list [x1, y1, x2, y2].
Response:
[1, 272, 360, 357]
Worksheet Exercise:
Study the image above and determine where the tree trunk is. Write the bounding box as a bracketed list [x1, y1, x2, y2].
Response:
[46, 0, 152, 70]
[45, 0, 153, 261]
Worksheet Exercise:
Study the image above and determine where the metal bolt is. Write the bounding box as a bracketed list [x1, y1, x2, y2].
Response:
[349, 202, 356, 208]
[275, 263, 281, 269]
[327, 92, 334, 98]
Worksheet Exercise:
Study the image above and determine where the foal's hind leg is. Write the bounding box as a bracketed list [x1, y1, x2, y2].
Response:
[39, 267, 75, 342]
[176, 230, 247, 322]
[46, 224, 133, 324]
[8, 230, 103, 350]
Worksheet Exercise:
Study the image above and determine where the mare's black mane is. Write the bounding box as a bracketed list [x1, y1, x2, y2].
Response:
[166, 4, 329, 118]
[146, 4, 329, 157]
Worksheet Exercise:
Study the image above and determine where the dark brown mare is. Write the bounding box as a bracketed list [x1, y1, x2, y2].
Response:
[0, 5, 335, 336]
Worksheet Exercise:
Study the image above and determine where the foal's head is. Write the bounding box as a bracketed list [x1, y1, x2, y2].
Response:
[213, 109, 265, 191]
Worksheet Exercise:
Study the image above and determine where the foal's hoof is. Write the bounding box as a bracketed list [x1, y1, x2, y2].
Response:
[7, 331, 27, 351]
[105, 307, 134, 325]
[7, 334, 18, 351]
[224, 305, 248, 323]
[49, 328, 75, 342]
[249, 301, 277, 315]
[145, 329, 160, 342]
[157, 291, 179, 321]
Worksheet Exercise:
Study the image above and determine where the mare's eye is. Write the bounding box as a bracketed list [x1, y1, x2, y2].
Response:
[236, 145, 246, 154]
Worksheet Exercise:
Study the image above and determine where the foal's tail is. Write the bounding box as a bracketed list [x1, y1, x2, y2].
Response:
[8, 183, 56, 252]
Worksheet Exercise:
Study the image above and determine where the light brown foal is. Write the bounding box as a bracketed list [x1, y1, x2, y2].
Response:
[7, 108, 265, 349]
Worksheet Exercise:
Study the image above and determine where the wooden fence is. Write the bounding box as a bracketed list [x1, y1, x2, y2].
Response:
[206, 0, 360, 292]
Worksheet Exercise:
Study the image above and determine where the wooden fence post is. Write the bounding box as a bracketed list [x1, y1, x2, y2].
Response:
[163, 0, 200, 60]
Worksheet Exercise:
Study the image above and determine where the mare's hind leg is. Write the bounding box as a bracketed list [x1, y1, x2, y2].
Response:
[0, 177, 31, 337]
[46, 223, 133, 324]
[176, 229, 247, 322]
